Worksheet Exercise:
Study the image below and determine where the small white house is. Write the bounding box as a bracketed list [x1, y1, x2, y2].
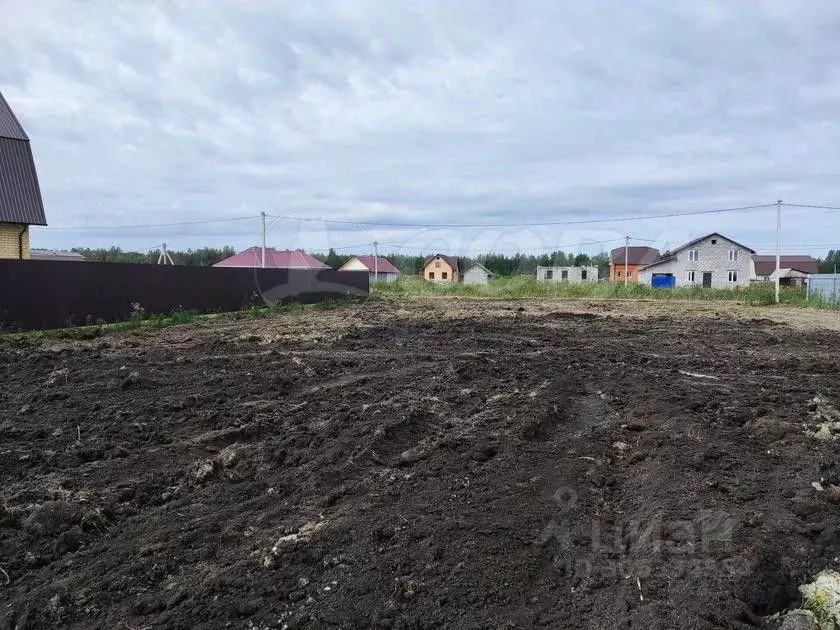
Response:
[339, 255, 401, 283]
[536, 266, 598, 284]
[463, 263, 493, 285]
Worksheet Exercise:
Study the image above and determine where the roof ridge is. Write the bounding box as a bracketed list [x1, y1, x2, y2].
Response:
[0, 92, 29, 141]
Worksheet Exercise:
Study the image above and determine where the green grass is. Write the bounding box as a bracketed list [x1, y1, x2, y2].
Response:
[372, 276, 827, 307]
[0, 279, 830, 347]
[0, 298, 361, 344]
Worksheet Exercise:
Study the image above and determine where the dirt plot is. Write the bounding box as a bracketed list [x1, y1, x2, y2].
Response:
[2, 298, 840, 629]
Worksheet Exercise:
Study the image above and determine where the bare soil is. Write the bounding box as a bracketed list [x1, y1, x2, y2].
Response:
[2, 298, 840, 629]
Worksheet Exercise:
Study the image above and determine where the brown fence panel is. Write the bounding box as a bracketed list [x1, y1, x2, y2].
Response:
[0, 260, 368, 331]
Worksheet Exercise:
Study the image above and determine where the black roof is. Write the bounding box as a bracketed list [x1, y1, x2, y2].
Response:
[609, 246, 660, 265]
[422, 254, 459, 272]
[0, 92, 47, 226]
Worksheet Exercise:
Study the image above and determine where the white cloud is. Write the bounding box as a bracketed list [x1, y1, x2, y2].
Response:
[2, 0, 840, 256]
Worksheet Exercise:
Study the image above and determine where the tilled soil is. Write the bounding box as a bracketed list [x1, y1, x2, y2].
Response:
[2, 299, 840, 629]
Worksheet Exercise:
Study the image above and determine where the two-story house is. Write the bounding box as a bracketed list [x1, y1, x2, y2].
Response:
[638, 233, 755, 288]
[420, 254, 459, 283]
[0, 92, 47, 258]
[609, 246, 660, 282]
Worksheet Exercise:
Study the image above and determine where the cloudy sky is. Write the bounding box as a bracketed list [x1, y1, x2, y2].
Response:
[3, 0, 840, 258]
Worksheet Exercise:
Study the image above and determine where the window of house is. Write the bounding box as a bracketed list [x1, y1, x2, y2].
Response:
[435, 260, 441, 268]
[617, 270, 623, 278]
[687, 270, 696, 282]
[728, 271, 738, 282]
[581, 270, 588, 280]
[688, 250, 700, 262]
[545, 269, 553, 280]
[626, 271, 632, 279]
[561, 270, 569, 281]
[428, 272, 435, 280]
[711, 239, 718, 245]
[728, 249, 738, 262]
[442, 272, 448, 280]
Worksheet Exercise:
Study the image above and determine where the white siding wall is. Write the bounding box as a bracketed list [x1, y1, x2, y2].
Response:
[370, 271, 398, 283]
[341, 258, 369, 271]
[639, 236, 752, 288]
[463, 267, 491, 285]
[536, 266, 598, 284]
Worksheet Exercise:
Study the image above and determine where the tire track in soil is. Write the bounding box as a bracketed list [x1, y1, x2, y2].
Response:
[2, 310, 840, 628]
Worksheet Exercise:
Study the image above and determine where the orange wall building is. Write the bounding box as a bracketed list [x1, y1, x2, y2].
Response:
[609, 246, 660, 282]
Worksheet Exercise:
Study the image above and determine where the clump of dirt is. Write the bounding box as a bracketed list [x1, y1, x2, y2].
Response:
[2, 302, 840, 628]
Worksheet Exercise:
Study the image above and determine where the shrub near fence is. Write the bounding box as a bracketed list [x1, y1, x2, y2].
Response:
[0, 260, 368, 331]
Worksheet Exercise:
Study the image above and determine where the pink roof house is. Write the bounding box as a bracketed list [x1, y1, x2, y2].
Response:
[213, 247, 329, 269]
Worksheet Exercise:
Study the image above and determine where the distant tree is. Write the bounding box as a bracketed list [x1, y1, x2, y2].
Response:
[70, 246, 235, 266]
[325, 248, 344, 269]
[591, 252, 610, 279]
[818, 250, 840, 274]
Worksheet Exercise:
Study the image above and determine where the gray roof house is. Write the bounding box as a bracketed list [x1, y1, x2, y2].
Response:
[0, 92, 47, 259]
[638, 233, 755, 288]
[463, 263, 493, 285]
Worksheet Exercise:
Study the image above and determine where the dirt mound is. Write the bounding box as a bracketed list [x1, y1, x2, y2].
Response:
[2, 302, 840, 628]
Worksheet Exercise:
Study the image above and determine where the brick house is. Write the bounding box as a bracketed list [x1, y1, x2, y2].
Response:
[638, 233, 755, 288]
[420, 254, 459, 283]
[0, 92, 47, 258]
[609, 246, 660, 282]
[536, 266, 598, 284]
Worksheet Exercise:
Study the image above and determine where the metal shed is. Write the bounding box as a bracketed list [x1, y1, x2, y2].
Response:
[807, 274, 840, 303]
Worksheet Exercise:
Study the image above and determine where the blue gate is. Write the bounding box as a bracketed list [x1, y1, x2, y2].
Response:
[651, 274, 675, 289]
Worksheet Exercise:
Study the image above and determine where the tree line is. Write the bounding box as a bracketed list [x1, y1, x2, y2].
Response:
[68, 246, 611, 276]
[68, 245, 840, 278]
[71, 246, 236, 266]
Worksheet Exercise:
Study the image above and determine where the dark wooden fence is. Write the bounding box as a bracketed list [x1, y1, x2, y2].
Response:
[0, 260, 368, 331]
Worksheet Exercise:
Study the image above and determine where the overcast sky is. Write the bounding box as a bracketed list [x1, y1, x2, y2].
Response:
[3, 0, 840, 257]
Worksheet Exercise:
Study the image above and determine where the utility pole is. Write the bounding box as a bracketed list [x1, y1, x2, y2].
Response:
[775, 199, 782, 304]
[624, 235, 630, 287]
[261, 211, 267, 269]
[373, 240, 379, 282]
[157, 242, 174, 265]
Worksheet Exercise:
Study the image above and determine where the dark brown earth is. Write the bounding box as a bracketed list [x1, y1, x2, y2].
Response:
[2, 299, 840, 629]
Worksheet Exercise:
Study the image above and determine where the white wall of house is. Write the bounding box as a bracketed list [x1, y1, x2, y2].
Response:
[340, 257, 400, 282]
[341, 258, 368, 272]
[463, 266, 492, 285]
[639, 235, 752, 288]
[369, 271, 399, 283]
[536, 266, 598, 284]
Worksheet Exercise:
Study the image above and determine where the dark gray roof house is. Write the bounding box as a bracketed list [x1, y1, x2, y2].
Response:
[0, 91, 47, 259]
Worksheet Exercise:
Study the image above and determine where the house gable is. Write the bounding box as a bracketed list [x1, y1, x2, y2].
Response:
[642, 233, 755, 271]
[0, 92, 47, 227]
[421, 254, 458, 281]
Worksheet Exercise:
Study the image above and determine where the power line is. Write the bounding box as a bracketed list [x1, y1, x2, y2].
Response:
[266, 203, 777, 228]
[39, 215, 261, 231]
[374, 237, 625, 253]
[781, 203, 840, 211]
[29, 199, 840, 235]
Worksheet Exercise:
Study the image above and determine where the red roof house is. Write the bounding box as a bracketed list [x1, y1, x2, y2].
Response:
[339, 255, 401, 281]
[213, 247, 329, 269]
[752, 255, 818, 278]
